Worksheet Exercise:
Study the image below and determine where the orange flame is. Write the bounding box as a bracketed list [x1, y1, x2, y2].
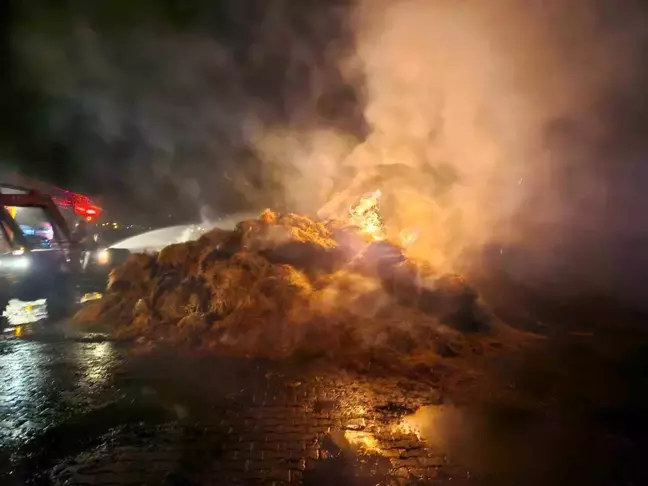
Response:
[349, 189, 385, 241]
[399, 227, 419, 247]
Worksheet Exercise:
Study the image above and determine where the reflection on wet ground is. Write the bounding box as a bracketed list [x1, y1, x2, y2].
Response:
[1, 313, 648, 485]
[0, 337, 122, 449]
[0, 326, 452, 485]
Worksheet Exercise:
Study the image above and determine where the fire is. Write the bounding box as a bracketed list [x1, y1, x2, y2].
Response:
[347, 191, 419, 250]
[393, 415, 423, 441]
[348, 189, 385, 241]
[399, 227, 419, 247]
[343, 430, 382, 453]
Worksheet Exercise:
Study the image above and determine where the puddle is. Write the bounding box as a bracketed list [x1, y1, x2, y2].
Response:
[306, 430, 392, 485]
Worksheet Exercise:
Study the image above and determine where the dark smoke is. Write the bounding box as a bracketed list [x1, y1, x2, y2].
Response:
[7, 0, 648, 305]
[12, 0, 362, 220]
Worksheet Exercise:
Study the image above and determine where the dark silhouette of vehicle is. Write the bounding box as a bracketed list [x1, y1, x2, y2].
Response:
[0, 185, 81, 321]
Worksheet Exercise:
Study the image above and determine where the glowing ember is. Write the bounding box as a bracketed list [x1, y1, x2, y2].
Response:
[344, 430, 381, 453]
[393, 416, 423, 441]
[399, 227, 419, 247]
[349, 189, 385, 241]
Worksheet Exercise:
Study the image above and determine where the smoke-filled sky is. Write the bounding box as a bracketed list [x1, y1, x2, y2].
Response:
[1, 0, 365, 221]
[2, 0, 648, 300]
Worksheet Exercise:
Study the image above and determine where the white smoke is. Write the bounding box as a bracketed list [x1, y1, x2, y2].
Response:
[253, 0, 647, 290]
[16, 0, 648, 300]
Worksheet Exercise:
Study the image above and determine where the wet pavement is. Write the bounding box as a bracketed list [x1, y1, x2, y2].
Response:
[0, 324, 459, 486]
[1, 301, 648, 485]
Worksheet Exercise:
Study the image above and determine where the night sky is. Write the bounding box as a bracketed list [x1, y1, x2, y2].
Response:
[0, 0, 362, 224]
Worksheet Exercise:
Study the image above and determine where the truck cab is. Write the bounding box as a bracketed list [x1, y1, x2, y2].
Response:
[0, 185, 80, 321]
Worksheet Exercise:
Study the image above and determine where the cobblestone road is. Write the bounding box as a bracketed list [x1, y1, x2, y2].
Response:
[0, 325, 470, 486]
[2, 314, 648, 486]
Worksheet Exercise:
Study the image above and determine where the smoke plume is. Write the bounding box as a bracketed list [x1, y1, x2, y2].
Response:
[270, 0, 648, 297]
[15, 0, 648, 301]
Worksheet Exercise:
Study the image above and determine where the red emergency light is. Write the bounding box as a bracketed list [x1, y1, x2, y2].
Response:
[0, 173, 104, 222]
[72, 198, 103, 222]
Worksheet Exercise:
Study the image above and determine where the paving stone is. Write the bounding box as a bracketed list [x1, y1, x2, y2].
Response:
[0, 338, 459, 485]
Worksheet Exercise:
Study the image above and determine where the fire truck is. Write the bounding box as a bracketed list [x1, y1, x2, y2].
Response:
[0, 171, 103, 321]
[0, 171, 102, 225]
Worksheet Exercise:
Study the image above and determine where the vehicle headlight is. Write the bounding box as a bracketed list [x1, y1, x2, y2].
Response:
[0, 256, 30, 271]
[96, 249, 110, 265]
[13, 257, 30, 269]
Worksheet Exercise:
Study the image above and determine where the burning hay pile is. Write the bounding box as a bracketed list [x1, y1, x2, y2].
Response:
[76, 199, 511, 372]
